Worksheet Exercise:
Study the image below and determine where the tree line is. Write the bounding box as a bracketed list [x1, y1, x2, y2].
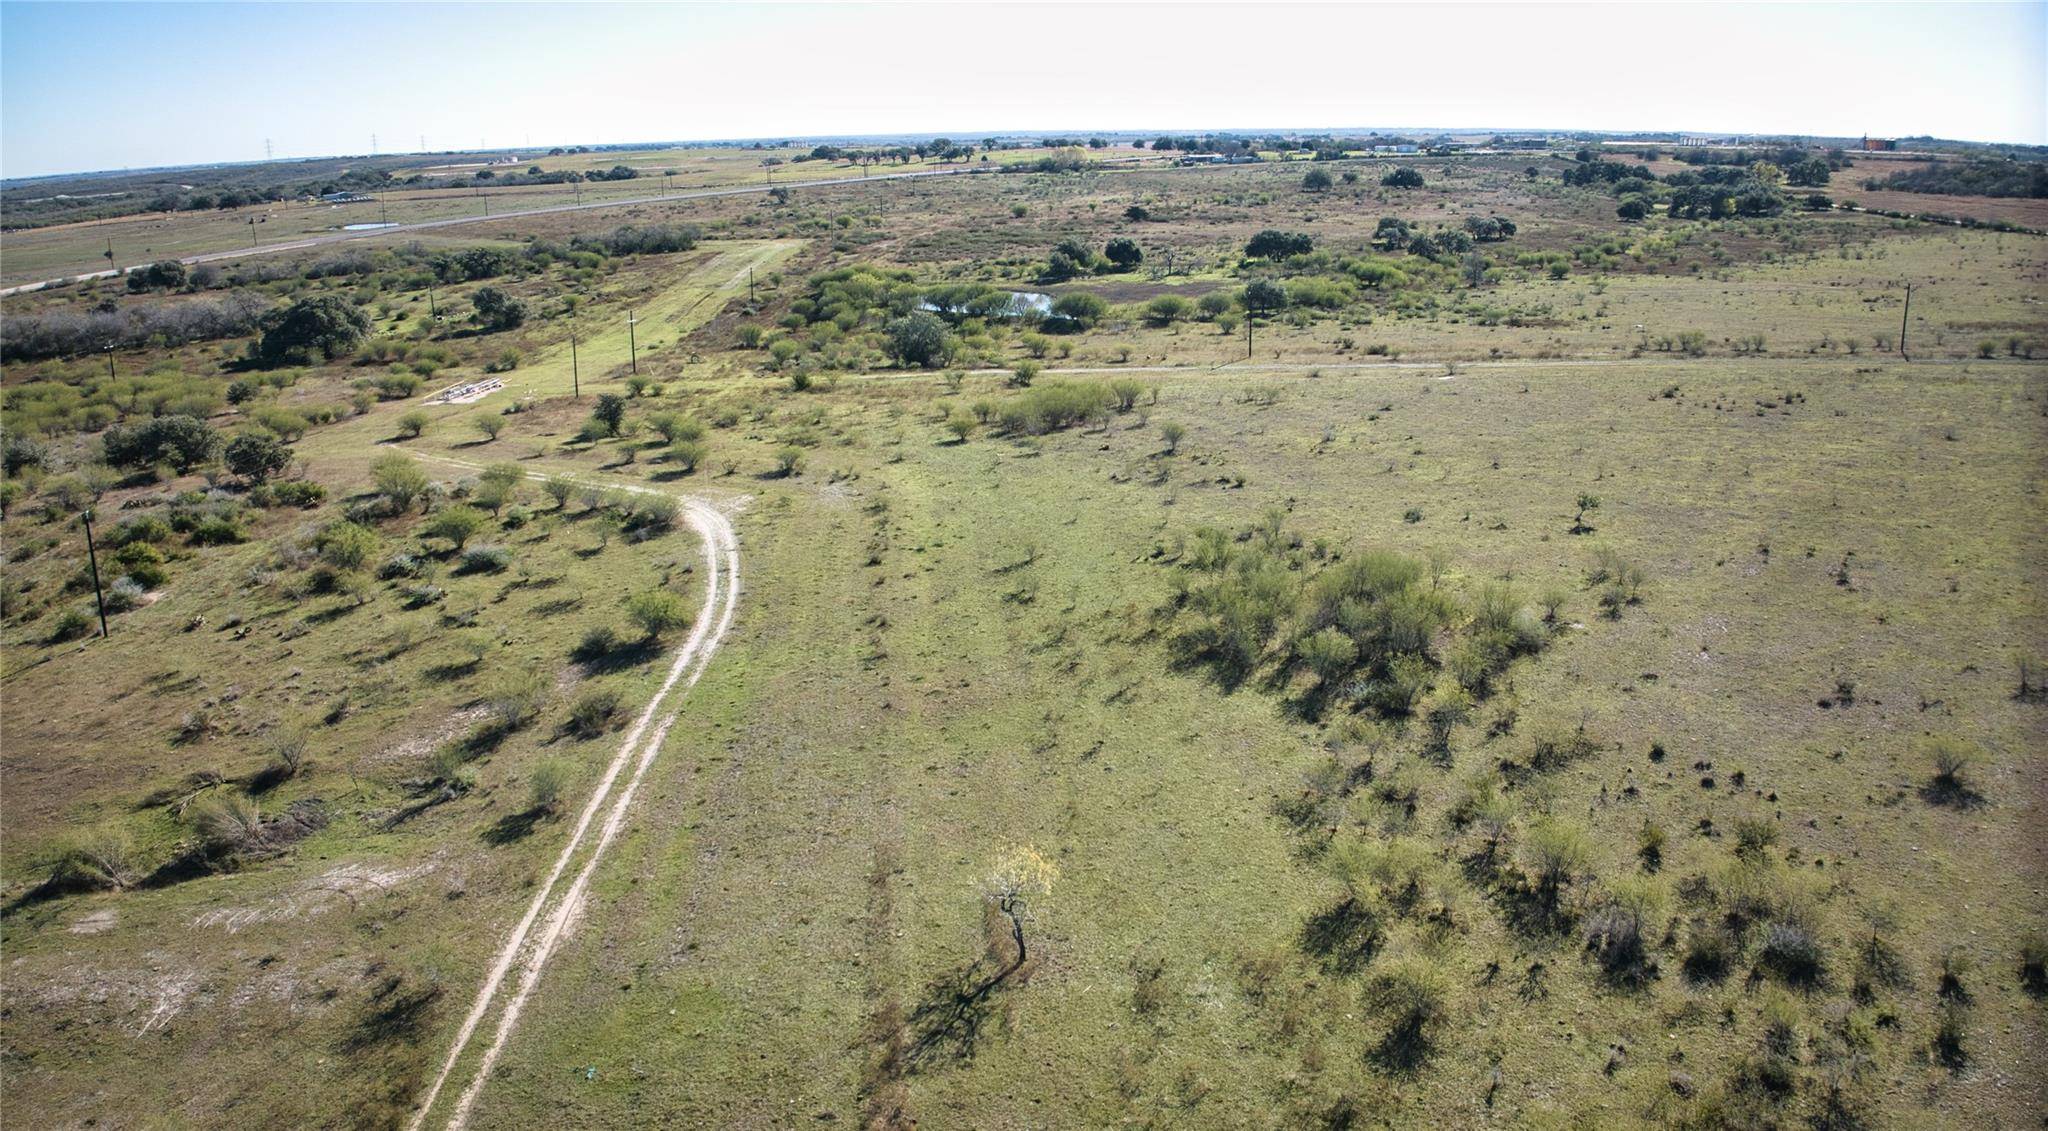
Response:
[1866, 159, 2048, 199]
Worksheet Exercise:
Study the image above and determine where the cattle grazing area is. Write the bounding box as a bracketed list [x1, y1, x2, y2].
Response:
[2, 140, 2044, 1129]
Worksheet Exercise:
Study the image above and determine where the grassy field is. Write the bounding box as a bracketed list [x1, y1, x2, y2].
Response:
[3, 147, 2044, 1129]
[491, 361, 2044, 1129]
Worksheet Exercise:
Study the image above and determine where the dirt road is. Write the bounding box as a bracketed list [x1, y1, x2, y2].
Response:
[403, 459, 741, 1131]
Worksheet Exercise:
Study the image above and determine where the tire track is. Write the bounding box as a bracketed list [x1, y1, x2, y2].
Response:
[405, 460, 740, 1130]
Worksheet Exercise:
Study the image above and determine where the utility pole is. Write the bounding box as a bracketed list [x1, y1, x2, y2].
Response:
[748, 267, 756, 306]
[428, 286, 438, 321]
[1246, 312, 1254, 359]
[81, 509, 110, 639]
[1898, 283, 1912, 360]
[570, 331, 580, 398]
[249, 216, 258, 246]
[105, 344, 116, 380]
[626, 311, 640, 374]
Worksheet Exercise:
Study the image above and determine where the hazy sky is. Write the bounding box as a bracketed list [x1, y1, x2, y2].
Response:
[3, 2, 2043, 177]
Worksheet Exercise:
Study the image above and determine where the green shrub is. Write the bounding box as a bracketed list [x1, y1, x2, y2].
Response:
[260, 479, 326, 508]
[566, 688, 623, 738]
[482, 669, 548, 731]
[1522, 817, 1591, 902]
[48, 606, 94, 642]
[422, 505, 488, 550]
[1144, 295, 1191, 325]
[574, 625, 620, 661]
[116, 548, 169, 588]
[668, 439, 708, 472]
[456, 544, 513, 573]
[528, 758, 571, 814]
[624, 590, 690, 640]
[188, 515, 247, 546]
[371, 452, 432, 511]
[623, 494, 680, 536]
[996, 381, 1115, 435]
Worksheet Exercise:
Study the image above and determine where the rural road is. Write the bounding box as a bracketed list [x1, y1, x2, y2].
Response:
[1, 156, 1161, 297]
[403, 458, 741, 1131]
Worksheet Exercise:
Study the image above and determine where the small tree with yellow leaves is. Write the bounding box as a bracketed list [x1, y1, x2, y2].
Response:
[980, 846, 1058, 978]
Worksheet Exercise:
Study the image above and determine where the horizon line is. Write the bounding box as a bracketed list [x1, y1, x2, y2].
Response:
[7, 122, 2042, 184]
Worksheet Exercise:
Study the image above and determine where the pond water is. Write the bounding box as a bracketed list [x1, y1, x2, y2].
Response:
[918, 290, 1058, 319]
[341, 222, 399, 231]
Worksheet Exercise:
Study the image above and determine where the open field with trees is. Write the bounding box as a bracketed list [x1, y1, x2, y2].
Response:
[0, 142, 1128, 287]
[3, 139, 2044, 1129]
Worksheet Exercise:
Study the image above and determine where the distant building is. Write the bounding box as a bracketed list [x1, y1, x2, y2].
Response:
[320, 191, 374, 203]
[1370, 144, 1419, 155]
[1861, 136, 1897, 151]
[1676, 137, 1727, 148]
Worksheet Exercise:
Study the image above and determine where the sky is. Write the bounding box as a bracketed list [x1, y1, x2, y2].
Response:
[3, 1, 2044, 178]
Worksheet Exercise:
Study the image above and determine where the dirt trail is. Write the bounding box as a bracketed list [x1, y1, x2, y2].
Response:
[404, 459, 741, 1131]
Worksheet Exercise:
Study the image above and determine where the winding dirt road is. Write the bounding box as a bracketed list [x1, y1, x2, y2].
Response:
[404, 460, 741, 1131]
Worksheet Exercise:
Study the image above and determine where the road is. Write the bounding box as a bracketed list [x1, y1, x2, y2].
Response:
[402, 457, 742, 1131]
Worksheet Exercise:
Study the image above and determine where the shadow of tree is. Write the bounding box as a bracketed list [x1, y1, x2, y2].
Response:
[339, 970, 444, 1054]
[575, 638, 661, 675]
[905, 904, 1033, 1072]
[1918, 780, 1986, 810]
[424, 659, 482, 684]
[481, 806, 550, 846]
[1299, 897, 1382, 975]
[903, 960, 1013, 1070]
[1368, 1018, 1437, 1074]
